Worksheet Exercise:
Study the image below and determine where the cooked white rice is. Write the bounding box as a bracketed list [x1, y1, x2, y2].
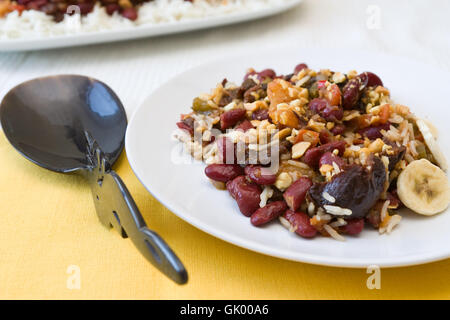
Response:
[259, 186, 274, 208]
[323, 224, 345, 241]
[0, 0, 289, 39]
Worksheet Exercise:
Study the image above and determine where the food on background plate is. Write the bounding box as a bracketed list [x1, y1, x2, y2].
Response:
[0, 0, 193, 22]
[0, 0, 289, 39]
[173, 63, 450, 241]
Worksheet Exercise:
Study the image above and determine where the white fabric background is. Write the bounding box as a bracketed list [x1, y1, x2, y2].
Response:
[0, 0, 449, 119]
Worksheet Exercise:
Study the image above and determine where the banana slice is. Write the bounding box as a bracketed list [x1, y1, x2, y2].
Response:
[397, 159, 450, 215]
[416, 119, 448, 171]
[422, 119, 439, 139]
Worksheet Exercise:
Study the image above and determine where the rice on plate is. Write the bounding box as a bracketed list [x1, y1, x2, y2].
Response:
[0, 0, 289, 39]
[173, 63, 450, 241]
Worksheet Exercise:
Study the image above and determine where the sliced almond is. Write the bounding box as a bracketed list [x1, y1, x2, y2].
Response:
[292, 141, 311, 159]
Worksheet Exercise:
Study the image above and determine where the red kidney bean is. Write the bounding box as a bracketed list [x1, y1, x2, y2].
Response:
[250, 201, 288, 226]
[244, 69, 276, 81]
[322, 105, 343, 122]
[341, 218, 364, 235]
[302, 141, 346, 168]
[319, 152, 345, 169]
[220, 109, 246, 130]
[217, 137, 236, 164]
[342, 77, 362, 109]
[358, 122, 390, 140]
[226, 176, 261, 216]
[331, 123, 346, 136]
[245, 165, 277, 185]
[205, 164, 244, 182]
[176, 121, 194, 136]
[30, 0, 47, 6]
[294, 63, 308, 74]
[252, 109, 269, 121]
[243, 85, 260, 103]
[235, 119, 254, 132]
[359, 72, 383, 87]
[258, 69, 276, 80]
[319, 129, 333, 144]
[308, 98, 328, 113]
[26, 1, 41, 10]
[105, 3, 120, 15]
[283, 177, 313, 211]
[121, 7, 138, 21]
[284, 210, 317, 238]
[309, 98, 343, 122]
[40, 3, 58, 14]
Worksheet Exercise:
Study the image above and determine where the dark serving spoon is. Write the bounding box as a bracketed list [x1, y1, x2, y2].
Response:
[0, 75, 188, 284]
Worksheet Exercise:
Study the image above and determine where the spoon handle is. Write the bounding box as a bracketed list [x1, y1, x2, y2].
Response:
[86, 168, 188, 285]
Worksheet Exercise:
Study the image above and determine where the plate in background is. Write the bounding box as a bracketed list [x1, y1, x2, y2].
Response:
[0, 0, 302, 52]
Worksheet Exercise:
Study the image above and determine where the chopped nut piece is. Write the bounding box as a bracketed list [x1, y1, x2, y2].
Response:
[332, 72, 346, 84]
[307, 118, 326, 132]
[274, 172, 293, 191]
[292, 141, 311, 159]
[272, 128, 292, 141]
[368, 138, 385, 153]
[347, 70, 358, 79]
[375, 86, 390, 96]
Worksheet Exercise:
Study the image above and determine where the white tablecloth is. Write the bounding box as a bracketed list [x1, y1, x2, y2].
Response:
[1, 0, 449, 118]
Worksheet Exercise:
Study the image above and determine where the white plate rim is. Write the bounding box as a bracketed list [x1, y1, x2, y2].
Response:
[125, 48, 450, 268]
[0, 0, 302, 52]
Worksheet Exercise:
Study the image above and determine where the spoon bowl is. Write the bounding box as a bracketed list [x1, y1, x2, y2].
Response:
[0, 75, 126, 172]
[0, 75, 188, 284]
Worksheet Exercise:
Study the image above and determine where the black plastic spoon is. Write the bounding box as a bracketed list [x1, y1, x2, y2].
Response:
[0, 75, 188, 284]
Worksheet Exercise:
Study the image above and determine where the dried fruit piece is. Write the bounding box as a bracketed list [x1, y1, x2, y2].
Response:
[294, 129, 320, 146]
[308, 156, 387, 218]
[267, 78, 294, 107]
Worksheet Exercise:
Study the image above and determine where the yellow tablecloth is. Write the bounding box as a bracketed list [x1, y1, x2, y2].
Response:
[0, 132, 448, 300]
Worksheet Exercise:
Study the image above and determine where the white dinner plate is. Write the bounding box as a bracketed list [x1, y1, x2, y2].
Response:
[126, 47, 450, 268]
[0, 0, 302, 52]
